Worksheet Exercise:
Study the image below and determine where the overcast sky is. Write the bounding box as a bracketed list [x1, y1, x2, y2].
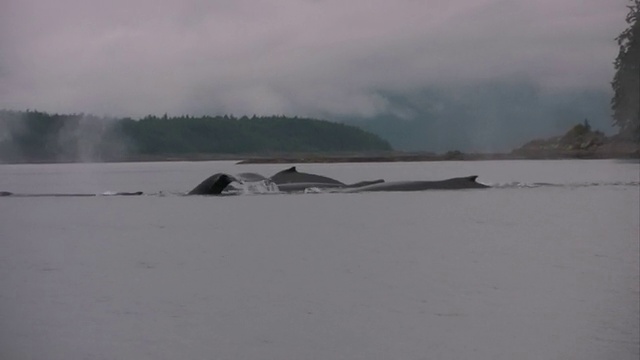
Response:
[0, 0, 629, 118]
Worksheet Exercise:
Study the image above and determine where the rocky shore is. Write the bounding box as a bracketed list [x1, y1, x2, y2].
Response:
[239, 123, 639, 164]
[510, 122, 639, 160]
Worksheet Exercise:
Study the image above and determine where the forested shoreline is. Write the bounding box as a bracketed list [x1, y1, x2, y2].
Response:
[0, 110, 392, 163]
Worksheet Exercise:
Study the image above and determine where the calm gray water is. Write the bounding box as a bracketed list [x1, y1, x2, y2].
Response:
[1, 160, 638, 360]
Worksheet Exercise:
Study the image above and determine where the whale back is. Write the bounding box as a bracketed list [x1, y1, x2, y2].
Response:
[343, 175, 488, 192]
[270, 166, 344, 185]
[236, 172, 269, 182]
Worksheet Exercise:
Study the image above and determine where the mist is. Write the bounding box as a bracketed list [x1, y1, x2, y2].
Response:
[340, 82, 614, 152]
[0, 0, 628, 150]
[0, 111, 131, 163]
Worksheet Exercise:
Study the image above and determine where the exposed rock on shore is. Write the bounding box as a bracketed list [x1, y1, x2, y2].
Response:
[512, 122, 639, 159]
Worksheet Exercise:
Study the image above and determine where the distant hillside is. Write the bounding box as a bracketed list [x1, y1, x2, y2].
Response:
[337, 82, 615, 153]
[0, 110, 392, 163]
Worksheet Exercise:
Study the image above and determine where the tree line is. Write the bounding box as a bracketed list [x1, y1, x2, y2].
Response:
[612, 0, 639, 140]
[0, 111, 392, 163]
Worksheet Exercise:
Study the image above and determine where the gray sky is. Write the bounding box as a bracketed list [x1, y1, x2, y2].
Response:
[0, 0, 628, 118]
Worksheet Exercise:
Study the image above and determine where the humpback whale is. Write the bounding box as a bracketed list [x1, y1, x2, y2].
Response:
[269, 166, 385, 192]
[188, 173, 238, 195]
[268, 167, 488, 192]
[270, 166, 344, 186]
[187, 166, 488, 195]
[340, 176, 488, 192]
[1, 166, 488, 197]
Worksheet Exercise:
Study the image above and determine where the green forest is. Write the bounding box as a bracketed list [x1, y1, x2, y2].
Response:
[0, 110, 392, 163]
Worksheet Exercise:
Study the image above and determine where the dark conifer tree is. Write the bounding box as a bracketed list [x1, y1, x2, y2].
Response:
[611, 0, 640, 140]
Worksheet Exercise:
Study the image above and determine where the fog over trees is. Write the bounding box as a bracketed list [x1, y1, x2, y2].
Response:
[338, 84, 613, 152]
[611, 0, 640, 140]
[0, 111, 391, 163]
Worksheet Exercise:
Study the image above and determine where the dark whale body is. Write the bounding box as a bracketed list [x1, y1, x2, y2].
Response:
[0, 166, 489, 197]
[270, 167, 345, 186]
[188, 173, 237, 195]
[270, 167, 384, 191]
[341, 176, 488, 192]
[268, 166, 487, 192]
[187, 166, 488, 195]
[1, 167, 488, 197]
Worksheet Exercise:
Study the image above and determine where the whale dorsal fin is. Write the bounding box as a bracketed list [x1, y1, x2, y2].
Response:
[270, 166, 344, 185]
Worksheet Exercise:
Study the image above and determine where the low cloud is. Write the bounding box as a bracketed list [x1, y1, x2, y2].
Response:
[0, 0, 628, 118]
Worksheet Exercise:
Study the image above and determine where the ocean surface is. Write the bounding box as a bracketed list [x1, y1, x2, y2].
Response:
[1, 159, 638, 360]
